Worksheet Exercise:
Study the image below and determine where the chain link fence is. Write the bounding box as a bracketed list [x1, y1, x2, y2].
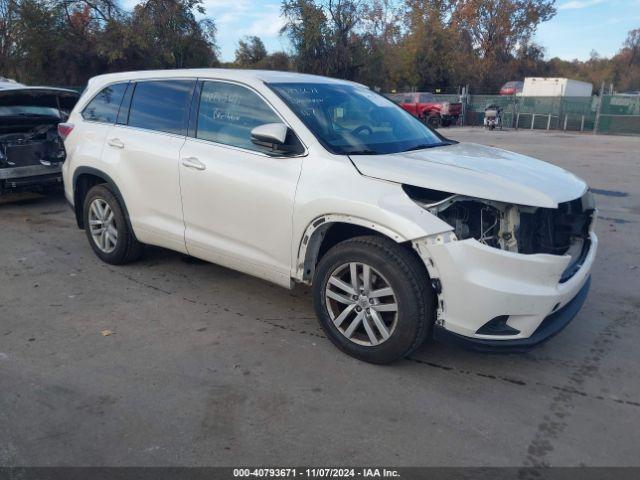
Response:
[434, 93, 640, 135]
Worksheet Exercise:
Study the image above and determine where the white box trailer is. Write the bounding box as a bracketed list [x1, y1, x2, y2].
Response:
[522, 77, 593, 97]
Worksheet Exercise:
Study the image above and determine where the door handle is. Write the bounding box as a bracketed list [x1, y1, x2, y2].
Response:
[181, 157, 206, 171]
[107, 138, 124, 149]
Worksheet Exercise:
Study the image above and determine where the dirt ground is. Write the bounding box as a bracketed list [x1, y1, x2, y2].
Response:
[1, 128, 639, 466]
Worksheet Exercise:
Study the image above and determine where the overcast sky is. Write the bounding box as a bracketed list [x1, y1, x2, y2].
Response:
[123, 0, 640, 62]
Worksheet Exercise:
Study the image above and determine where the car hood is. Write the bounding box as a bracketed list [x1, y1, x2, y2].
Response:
[349, 142, 587, 208]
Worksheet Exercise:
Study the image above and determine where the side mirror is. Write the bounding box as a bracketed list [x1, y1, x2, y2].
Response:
[250, 123, 301, 155]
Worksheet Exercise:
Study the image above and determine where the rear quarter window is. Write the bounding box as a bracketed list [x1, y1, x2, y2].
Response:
[81, 83, 128, 123]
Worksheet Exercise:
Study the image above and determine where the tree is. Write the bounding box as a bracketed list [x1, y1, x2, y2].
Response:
[623, 29, 639, 66]
[256, 51, 293, 70]
[0, 0, 22, 77]
[614, 29, 640, 91]
[2, 0, 220, 85]
[281, 0, 365, 79]
[281, 0, 330, 74]
[400, 0, 469, 91]
[235, 36, 267, 66]
[356, 0, 403, 90]
[451, 0, 556, 90]
[129, 0, 219, 69]
[322, 0, 364, 78]
[3, 0, 633, 95]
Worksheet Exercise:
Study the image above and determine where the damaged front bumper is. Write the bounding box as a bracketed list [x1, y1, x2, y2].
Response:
[414, 230, 597, 352]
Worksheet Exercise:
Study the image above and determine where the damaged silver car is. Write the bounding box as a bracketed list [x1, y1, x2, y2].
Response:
[0, 85, 79, 193]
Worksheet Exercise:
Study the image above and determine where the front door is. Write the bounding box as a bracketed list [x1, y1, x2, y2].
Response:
[179, 80, 304, 287]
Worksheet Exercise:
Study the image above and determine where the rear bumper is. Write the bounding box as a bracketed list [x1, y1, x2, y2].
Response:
[414, 231, 597, 348]
[0, 164, 62, 181]
[433, 276, 591, 352]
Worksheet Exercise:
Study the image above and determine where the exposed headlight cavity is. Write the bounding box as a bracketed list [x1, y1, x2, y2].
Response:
[403, 185, 595, 259]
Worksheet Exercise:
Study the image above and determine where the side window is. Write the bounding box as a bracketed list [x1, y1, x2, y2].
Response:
[128, 80, 194, 135]
[419, 93, 435, 103]
[196, 81, 282, 152]
[81, 83, 128, 123]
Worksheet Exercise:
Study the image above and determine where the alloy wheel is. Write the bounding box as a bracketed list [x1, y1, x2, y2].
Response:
[88, 198, 118, 254]
[325, 262, 398, 346]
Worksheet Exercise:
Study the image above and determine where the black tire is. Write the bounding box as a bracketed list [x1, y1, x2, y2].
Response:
[83, 184, 143, 265]
[427, 114, 441, 129]
[313, 235, 435, 364]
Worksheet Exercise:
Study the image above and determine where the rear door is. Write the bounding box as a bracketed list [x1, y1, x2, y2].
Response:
[70, 82, 129, 171]
[100, 79, 195, 252]
[179, 80, 304, 287]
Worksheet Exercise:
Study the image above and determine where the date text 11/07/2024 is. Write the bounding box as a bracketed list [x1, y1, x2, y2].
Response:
[233, 468, 401, 478]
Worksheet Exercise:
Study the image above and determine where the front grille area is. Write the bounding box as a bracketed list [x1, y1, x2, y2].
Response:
[517, 193, 595, 256]
[519, 192, 595, 282]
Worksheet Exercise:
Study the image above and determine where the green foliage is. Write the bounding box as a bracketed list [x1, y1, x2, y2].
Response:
[1, 0, 637, 93]
[235, 36, 268, 66]
[0, 0, 219, 84]
[280, 0, 639, 93]
[281, 0, 331, 74]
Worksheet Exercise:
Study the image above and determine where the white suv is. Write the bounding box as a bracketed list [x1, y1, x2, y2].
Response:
[60, 69, 597, 364]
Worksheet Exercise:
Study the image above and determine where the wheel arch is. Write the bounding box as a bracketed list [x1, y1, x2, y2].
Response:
[294, 215, 411, 284]
[72, 167, 131, 229]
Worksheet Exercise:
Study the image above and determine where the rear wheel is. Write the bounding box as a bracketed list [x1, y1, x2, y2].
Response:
[83, 184, 142, 265]
[313, 236, 434, 364]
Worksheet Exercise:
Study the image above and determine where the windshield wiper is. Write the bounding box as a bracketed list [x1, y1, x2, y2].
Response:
[343, 149, 379, 155]
[402, 142, 451, 152]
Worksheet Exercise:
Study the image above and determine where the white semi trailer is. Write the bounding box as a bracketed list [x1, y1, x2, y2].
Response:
[522, 77, 593, 97]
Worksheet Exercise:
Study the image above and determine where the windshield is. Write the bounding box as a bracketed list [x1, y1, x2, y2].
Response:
[268, 82, 449, 155]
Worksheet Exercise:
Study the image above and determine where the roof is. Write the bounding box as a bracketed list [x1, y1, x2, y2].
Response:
[87, 69, 365, 88]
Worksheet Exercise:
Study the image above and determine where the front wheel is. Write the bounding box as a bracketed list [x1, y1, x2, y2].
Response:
[313, 236, 434, 364]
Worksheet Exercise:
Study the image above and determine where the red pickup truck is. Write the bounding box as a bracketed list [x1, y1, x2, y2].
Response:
[389, 92, 462, 128]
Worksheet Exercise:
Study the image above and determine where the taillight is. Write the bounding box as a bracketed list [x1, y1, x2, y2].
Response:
[58, 123, 74, 140]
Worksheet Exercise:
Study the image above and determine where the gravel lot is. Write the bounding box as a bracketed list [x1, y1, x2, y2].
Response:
[1, 128, 639, 467]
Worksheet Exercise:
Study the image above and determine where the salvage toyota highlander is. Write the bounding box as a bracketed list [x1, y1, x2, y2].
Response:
[60, 70, 597, 364]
